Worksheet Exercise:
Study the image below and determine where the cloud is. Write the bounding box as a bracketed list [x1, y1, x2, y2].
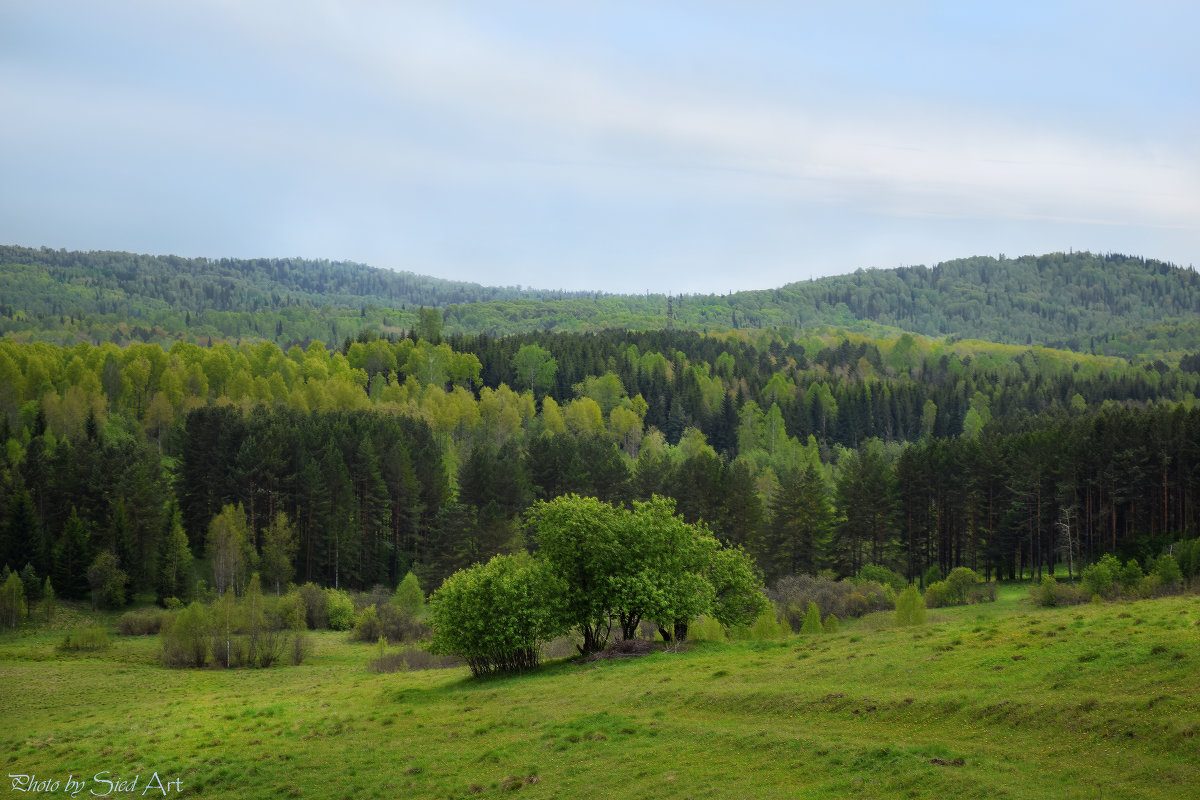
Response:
[175, 2, 1198, 227]
[1, 1, 1196, 291]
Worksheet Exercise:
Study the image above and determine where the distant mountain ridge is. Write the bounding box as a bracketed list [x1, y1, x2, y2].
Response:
[1, 245, 1197, 358]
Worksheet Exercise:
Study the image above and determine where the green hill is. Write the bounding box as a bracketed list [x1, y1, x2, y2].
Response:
[3, 587, 1197, 799]
[2, 245, 1198, 358]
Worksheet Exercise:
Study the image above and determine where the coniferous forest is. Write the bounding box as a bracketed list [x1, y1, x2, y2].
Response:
[3, 247, 1200, 608]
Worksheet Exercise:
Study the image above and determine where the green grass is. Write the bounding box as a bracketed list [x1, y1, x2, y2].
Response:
[2, 587, 1199, 799]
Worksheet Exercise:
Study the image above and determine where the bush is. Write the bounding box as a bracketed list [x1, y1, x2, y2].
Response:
[1118, 559, 1144, 592]
[61, 626, 110, 651]
[350, 601, 431, 644]
[844, 592, 869, 618]
[923, 580, 953, 608]
[1031, 576, 1085, 607]
[392, 572, 426, 619]
[276, 589, 310, 666]
[429, 554, 569, 677]
[1151, 554, 1183, 592]
[800, 601, 822, 634]
[1081, 554, 1121, 600]
[856, 564, 906, 593]
[1033, 576, 1057, 607]
[966, 582, 997, 604]
[117, 608, 166, 636]
[1175, 538, 1200, 581]
[922, 569, 993, 608]
[326, 589, 355, 631]
[895, 585, 926, 625]
[945, 567, 979, 604]
[690, 614, 726, 643]
[353, 584, 393, 613]
[770, 574, 891, 630]
[749, 607, 785, 640]
[298, 583, 328, 629]
[351, 605, 381, 642]
[923, 564, 943, 586]
[823, 614, 839, 633]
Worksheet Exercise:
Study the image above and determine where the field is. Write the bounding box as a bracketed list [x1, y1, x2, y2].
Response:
[3, 585, 1199, 799]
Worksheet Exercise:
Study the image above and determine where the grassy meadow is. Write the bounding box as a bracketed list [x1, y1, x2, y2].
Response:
[2, 584, 1199, 799]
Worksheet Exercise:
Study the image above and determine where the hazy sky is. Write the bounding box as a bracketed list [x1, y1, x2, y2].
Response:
[2, 2, 1197, 294]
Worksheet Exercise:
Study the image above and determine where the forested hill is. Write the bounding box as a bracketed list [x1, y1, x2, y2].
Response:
[0, 245, 587, 313]
[2, 245, 1198, 358]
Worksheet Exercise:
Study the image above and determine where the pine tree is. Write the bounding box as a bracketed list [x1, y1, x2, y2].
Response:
[759, 463, 833, 581]
[260, 512, 297, 595]
[156, 507, 193, 603]
[53, 509, 91, 600]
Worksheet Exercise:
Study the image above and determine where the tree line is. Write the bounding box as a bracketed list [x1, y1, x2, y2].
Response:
[2, 329, 1199, 609]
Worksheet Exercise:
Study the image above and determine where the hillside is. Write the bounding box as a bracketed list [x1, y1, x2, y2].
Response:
[3, 588, 1198, 799]
[2, 246, 1198, 358]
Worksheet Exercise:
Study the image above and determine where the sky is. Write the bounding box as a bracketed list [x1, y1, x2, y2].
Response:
[1, 1, 1197, 294]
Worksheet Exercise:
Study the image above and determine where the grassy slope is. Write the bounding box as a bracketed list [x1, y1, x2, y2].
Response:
[2, 587, 1199, 799]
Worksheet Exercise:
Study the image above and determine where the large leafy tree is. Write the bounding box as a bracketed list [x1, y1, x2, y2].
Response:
[207, 504, 254, 597]
[511, 344, 557, 396]
[530, 494, 767, 652]
[528, 495, 623, 654]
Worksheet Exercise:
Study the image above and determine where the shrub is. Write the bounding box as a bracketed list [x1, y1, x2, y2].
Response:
[61, 626, 109, 651]
[800, 601, 822, 634]
[429, 554, 569, 677]
[1031, 576, 1085, 607]
[823, 614, 839, 633]
[298, 583, 328, 630]
[923, 564, 943, 586]
[1118, 559, 1144, 593]
[856, 564, 906, 593]
[351, 605, 381, 642]
[923, 580, 953, 608]
[770, 574, 891, 630]
[351, 601, 431, 644]
[690, 614, 726, 643]
[1151, 554, 1183, 592]
[393, 572, 426, 619]
[895, 585, 926, 625]
[749, 607, 784, 640]
[966, 582, 997, 604]
[844, 592, 869, 618]
[326, 589, 355, 631]
[1080, 562, 1113, 599]
[1175, 538, 1200, 581]
[1034, 575, 1058, 607]
[117, 608, 166, 636]
[353, 584, 393, 613]
[277, 589, 310, 666]
[945, 567, 979, 604]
